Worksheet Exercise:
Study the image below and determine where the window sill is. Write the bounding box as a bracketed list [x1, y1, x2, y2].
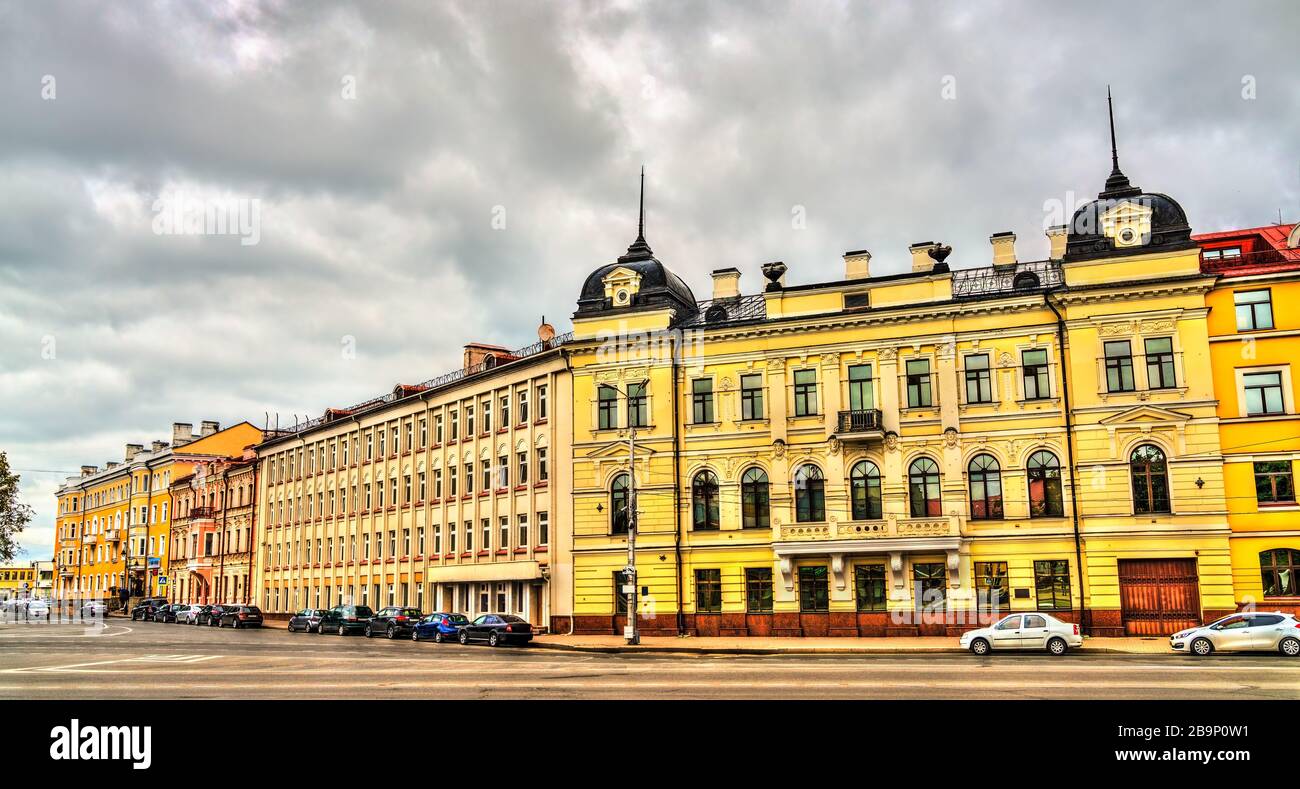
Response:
[1257, 503, 1300, 511]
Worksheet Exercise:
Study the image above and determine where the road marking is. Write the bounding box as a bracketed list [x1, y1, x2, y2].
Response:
[1, 654, 218, 674]
[0, 623, 133, 638]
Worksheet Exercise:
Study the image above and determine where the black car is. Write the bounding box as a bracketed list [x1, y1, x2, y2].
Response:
[365, 607, 423, 639]
[320, 605, 374, 636]
[153, 603, 184, 623]
[218, 605, 263, 628]
[206, 604, 237, 626]
[457, 614, 533, 647]
[130, 597, 168, 621]
[192, 604, 217, 625]
[288, 608, 330, 633]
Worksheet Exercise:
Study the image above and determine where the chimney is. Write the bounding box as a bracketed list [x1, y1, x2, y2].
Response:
[172, 422, 193, 447]
[843, 250, 872, 280]
[125, 443, 144, 461]
[105, 461, 119, 470]
[200, 420, 220, 437]
[1046, 224, 1068, 261]
[910, 242, 939, 273]
[80, 465, 98, 477]
[152, 440, 168, 453]
[710, 268, 741, 300]
[990, 232, 1017, 266]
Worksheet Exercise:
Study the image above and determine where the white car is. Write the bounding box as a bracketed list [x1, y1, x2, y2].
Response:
[1170, 612, 1300, 657]
[176, 604, 206, 624]
[25, 599, 50, 619]
[960, 612, 1083, 655]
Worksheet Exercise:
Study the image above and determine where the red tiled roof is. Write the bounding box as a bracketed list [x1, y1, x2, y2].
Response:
[1193, 222, 1300, 276]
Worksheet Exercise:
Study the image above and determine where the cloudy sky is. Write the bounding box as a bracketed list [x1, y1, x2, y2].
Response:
[1, 0, 1297, 561]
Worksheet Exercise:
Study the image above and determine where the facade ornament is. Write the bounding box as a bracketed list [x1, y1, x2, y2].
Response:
[884, 432, 899, 452]
[767, 357, 786, 371]
[878, 347, 897, 361]
[1139, 318, 1176, 333]
[828, 437, 841, 455]
[1099, 321, 1135, 336]
[772, 439, 787, 458]
[936, 338, 956, 358]
[821, 352, 840, 367]
[719, 376, 735, 392]
[943, 427, 960, 448]
[997, 351, 1014, 368]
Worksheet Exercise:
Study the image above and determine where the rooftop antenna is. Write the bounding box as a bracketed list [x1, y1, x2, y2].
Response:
[1101, 86, 1139, 198]
[619, 166, 654, 262]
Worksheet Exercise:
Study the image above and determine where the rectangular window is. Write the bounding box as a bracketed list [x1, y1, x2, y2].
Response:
[745, 568, 773, 613]
[463, 521, 472, 553]
[481, 459, 491, 492]
[1022, 349, 1050, 400]
[500, 395, 510, 427]
[626, 381, 647, 428]
[1253, 461, 1296, 505]
[1104, 340, 1135, 392]
[1033, 560, 1071, 610]
[497, 455, 509, 488]
[1204, 246, 1242, 261]
[964, 354, 991, 404]
[597, 385, 618, 430]
[974, 561, 1010, 613]
[613, 571, 629, 615]
[1144, 337, 1176, 389]
[847, 364, 874, 411]
[499, 516, 509, 550]
[537, 385, 548, 419]
[537, 511, 549, 545]
[481, 399, 492, 433]
[798, 566, 829, 612]
[435, 414, 444, 444]
[433, 524, 442, 554]
[450, 410, 459, 441]
[465, 405, 475, 436]
[537, 447, 549, 482]
[419, 417, 427, 448]
[517, 389, 529, 423]
[695, 569, 722, 613]
[517, 514, 528, 546]
[740, 374, 764, 420]
[1235, 289, 1273, 331]
[517, 452, 528, 485]
[464, 463, 474, 494]
[434, 469, 443, 498]
[481, 519, 490, 552]
[854, 565, 887, 612]
[905, 359, 932, 408]
[692, 378, 714, 424]
[449, 467, 458, 497]
[793, 369, 818, 416]
[913, 562, 946, 611]
[1244, 371, 1285, 415]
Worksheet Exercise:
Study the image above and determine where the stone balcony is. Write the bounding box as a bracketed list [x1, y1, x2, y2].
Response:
[773, 514, 961, 558]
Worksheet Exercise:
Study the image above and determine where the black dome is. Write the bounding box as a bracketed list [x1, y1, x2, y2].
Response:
[1064, 189, 1195, 263]
[575, 253, 699, 322]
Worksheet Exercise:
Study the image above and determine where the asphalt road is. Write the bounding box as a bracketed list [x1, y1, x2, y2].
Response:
[2, 619, 1298, 700]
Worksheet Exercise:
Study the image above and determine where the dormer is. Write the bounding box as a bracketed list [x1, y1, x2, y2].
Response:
[602, 266, 644, 309]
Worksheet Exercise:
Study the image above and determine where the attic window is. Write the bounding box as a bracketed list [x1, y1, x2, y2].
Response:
[1203, 246, 1242, 260]
[1012, 272, 1040, 290]
[705, 304, 729, 323]
[483, 355, 497, 369]
[844, 293, 870, 310]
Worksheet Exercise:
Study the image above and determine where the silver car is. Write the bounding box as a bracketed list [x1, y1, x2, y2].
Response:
[176, 604, 206, 625]
[960, 612, 1084, 655]
[1170, 612, 1300, 657]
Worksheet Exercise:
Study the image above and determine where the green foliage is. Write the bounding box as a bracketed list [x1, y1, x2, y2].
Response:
[0, 452, 34, 563]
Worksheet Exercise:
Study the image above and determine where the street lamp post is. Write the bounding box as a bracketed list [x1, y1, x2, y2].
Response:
[623, 427, 639, 645]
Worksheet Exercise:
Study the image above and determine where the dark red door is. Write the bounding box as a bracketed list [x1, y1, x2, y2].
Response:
[1117, 559, 1201, 636]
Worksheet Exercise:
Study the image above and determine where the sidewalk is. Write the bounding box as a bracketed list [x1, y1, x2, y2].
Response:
[532, 634, 1172, 655]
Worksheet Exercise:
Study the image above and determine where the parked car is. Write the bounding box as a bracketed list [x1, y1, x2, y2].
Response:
[457, 614, 534, 647]
[960, 612, 1083, 655]
[288, 608, 330, 633]
[412, 612, 470, 643]
[366, 607, 423, 639]
[26, 599, 50, 619]
[81, 600, 108, 619]
[320, 605, 374, 636]
[174, 604, 204, 624]
[218, 605, 264, 629]
[130, 597, 168, 621]
[206, 604, 237, 627]
[1170, 612, 1300, 657]
[191, 605, 218, 626]
[154, 603, 186, 623]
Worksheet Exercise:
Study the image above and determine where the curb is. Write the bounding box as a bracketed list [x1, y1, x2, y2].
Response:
[530, 641, 1160, 656]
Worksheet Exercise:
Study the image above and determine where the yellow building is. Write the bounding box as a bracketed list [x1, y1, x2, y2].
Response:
[1198, 222, 1300, 615]
[565, 125, 1235, 637]
[0, 563, 38, 603]
[53, 421, 264, 607]
[253, 336, 572, 628]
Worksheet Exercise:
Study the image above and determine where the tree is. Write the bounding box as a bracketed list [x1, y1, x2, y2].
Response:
[0, 452, 34, 563]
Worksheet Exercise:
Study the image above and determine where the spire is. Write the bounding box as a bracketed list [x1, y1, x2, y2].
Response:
[1100, 86, 1140, 198]
[619, 165, 655, 262]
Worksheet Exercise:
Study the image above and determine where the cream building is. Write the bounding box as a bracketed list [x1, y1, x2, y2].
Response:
[254, 333, 572, 629]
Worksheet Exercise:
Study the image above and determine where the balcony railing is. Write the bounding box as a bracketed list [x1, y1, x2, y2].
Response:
[81, 533, 96, 544]
[104, 529, 121, 542]
[836, 409, 884, 437]
[777, 516, 958, 543]
[189, 507, 215, 519]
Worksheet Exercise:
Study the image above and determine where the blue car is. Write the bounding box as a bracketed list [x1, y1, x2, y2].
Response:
[412, 612, 470, 643]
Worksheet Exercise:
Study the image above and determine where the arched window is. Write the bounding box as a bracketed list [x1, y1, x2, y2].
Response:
[794, 464, 825, 522]
[610, 474, 630, 534]
[740, 468, 770, 529]
[1027, 450, 1064, 517]
[1260, 549, 1300, 597]
[968, 454, 1003, 520]
[1130, 444, 1170, 514]
[849, 461, 882, 520]
[908, 457, 942, 517]
[692, 470, 720, 531]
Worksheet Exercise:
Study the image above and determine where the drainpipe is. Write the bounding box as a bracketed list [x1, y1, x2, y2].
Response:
[217, 467, 227, 603]
[560, 350, 578, 636]
[671, 332, 685, 636]
[249, 460, 258, 605]
[1045, 291, 1089, 634]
